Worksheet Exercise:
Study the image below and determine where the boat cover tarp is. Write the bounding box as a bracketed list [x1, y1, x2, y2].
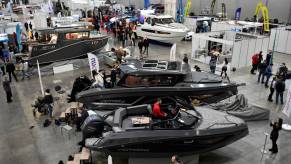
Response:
[208, 94, 270, 121]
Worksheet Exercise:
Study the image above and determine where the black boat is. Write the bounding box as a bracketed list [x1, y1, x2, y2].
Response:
[75, 60, 240, 107]
[83, 97, 248, 157]
[25, 28, 109, 65]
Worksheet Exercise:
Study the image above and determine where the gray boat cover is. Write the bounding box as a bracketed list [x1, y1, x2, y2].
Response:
[208, 94, 270, 121]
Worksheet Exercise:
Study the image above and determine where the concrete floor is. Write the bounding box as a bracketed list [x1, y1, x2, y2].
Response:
[1, 36, 291, 164]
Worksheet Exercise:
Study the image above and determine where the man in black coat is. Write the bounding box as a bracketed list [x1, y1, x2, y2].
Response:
[6, 61, 18, 82]
[110, 67, 117, 87]
[143, 37, 149, 56]
[269, 118, 282, 153]
[2, 76, 13, 103]
[257, 60, 267, 83]
[275, 79, 285, 104]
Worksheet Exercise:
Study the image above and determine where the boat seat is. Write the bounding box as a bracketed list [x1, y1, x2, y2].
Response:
[104, 115, 114, 126]
[113, 108, 127, 127]
[126, 104, 152, 116]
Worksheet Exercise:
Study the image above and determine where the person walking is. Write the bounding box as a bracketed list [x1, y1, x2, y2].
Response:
[266, 53, 272, 65]
[221, 58, 228, 78]
[0, 57, 5, 76]
[277, 63, 288, 81]
[268, 76, 276, 102]
[6, 60, 18, 82]
[181, 56, 191, 73]
[29, 22, 33, 30]
[209, 57, 217, 74]
[269, 118, 283, 154]
[264, 64, 273, 88]
[250, 53, 260, 74]
[110, 67, 117, 87]
[24, 22, 29, 32]
[258, 51, 263, 64]
[138, 39, 143, 57]
[20, 60, 30, 80]
[258, 60, 267, 83]
[143, 37, 149, 56]
[275, 78, 285, 105]
[43, 89, 54, 117]
[2, 76, 13, 103]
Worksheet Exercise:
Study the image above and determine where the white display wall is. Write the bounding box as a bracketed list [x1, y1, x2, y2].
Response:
[232, 36, 269, 68]
[211, 21, 263, 32]
[268, 27, 291, 55]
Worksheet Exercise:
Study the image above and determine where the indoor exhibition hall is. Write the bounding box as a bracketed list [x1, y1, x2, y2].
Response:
[1, 0, 291, 164]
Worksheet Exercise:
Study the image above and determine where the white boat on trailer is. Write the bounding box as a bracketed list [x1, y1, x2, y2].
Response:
[136, 15, 189, 44]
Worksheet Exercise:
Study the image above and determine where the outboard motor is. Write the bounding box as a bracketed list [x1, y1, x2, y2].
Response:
[68, 76, 92, 102]
[81, 115, 105, 139]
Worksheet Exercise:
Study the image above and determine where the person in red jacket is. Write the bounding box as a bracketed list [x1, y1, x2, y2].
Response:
[153, 98, 167, 119]
[250, 52, 260, 74]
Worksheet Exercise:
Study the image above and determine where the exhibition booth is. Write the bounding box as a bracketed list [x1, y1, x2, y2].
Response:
[211, 20, 264, 33]
[268, 26, 291, 55]
[192, 30, 270, 71]
[184, 16, 212, 33]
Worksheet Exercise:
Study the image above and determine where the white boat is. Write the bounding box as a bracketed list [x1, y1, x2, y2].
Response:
[136, 15, 189, 43]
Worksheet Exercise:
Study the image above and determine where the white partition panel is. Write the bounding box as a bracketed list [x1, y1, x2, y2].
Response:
[262, 37, 270, 56]
[269, 29, 276, 50]
[277, 30, 289, 53]
[286, 32, 291, 54]
[255, 38, 262, 53]
[231, 41, 242, 68]
[247, 39, 256, 66]
[274, 30, 280, 52]
[192, 37, 200, 58]
[240, 40, 250, 67]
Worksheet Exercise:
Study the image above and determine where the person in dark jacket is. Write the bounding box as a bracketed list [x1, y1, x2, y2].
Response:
[266, 53, 272, 65]
[110, 67, 117, 87]
[138, 39, 143, 57]
[275, 79, 285, 104]
[258, 51, 263, 64]
[29, 22, 33, 30]
[258, 60, 267, 83]
[277, 63, 288, 81]
[143, 37, 149, 56]
[2, 76, 12, 103]
[6, 60, 18, 82]
[24, 22, 29, 32]
[269, 118, 283, 153]
[264, 64, 273, 88]
[43, 89, 54, 117]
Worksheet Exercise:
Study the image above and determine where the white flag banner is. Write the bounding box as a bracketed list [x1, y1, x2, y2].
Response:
[88, 53, 99, 77]
[283, 84, 291, 118]
[170, 43, 177, 61]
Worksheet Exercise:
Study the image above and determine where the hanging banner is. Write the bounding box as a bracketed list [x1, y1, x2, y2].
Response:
[283, 85, 291, 118]
[170, 43, 176, 61]
[16, 24, 22, 52]
[88, 53, 99, 77]
[211, 0, 216, 15]
[144, 0, 150, 9]
[235, 8, 242, 21]
[184, 0, 191, 17]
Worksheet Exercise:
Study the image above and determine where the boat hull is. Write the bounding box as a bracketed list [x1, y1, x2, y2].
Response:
[77, 84, 238, 106]
[29, 36, 109, 65]
[86, 125, 248, 157]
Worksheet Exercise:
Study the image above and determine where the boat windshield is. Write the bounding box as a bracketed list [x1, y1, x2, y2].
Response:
[152, 18, 175, 25]
[119, 74, 181, 87]
[151, 109, 200, 129]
